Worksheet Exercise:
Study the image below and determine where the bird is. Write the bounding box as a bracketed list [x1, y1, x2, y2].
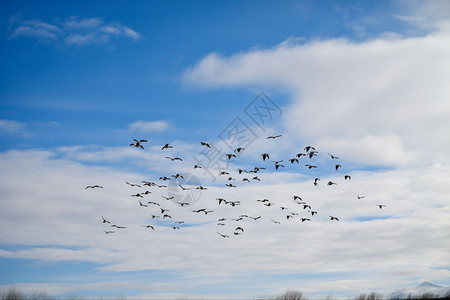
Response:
[163, 214, 172, 219]
[131, 193, 144, 198]
[126, 182, 141, 187]
[305, 164, 317, 169]
[289, 158, 299, 164]
[177, 202, 190, 207]
[225, 183, 236, 188]
[234, 147, 245, 153]
[328, 153, 339, 159]
[301, 218, 311, 222]
[261, 153, 270, 161]
[235, 227, 244, 232]
[257, 199, 270, 202]
[201, 142, 211, 148]
[165, 156, 182, 161]
[138, 200, 148, 207]
[377, 204, 386, 209]
[314, 178, 320, 186]
[147, 201, 160, 206]
[293, 195, 302, 201]
[85, 185, 103, 189]
[196, 186, 207, 190]
[344, 175, 351, 180]
[150, 214, 160, 219]
[274, 162, 285, 170]
[104, 230, 115, 234]
[238, 169, 248, 174]
[178, 184, 190, 190]
[217, 232, 230, 238]
[335, 164, 342, 170]
[102, 216, 110, 224]
[172, 226, 180, 230]
[159, 176, 171, 181]
[130, 139, 148, 149]
[252, 176, 260, 181]
[242, 178, 250, 182]
[111, 225, 127, 229]
[216, 198, 226, 205]
[160, 208, 170, 214]
[357, 195, 365, 199]
[266, 134, 282, 139]
[142, 225, 155, 230]
[161, 143, 173, 150]
[304, 146, 315, 152]
[327, 181, 337, 186]
[310, 211, 318, 216]
[271, 219, 281, 224]
[194, 165, 202, 169]
[329, 216, 339, 221]
[308, 151, 318, 159]
[162, 196, 174, 200]
[303, 204, 311, 210]
[226, 153, 237, 159]
[219, 171, 230, 176]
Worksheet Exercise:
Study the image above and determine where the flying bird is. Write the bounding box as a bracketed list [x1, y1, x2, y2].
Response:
[329, 216, 339, 221]
[328, 153, 339, 159]
[234, 147, 245, 153]
[266, 134, 282, 139]
[377, 204, 386, 209]
[126, 182, 141, 187]
[304, 146, 315, 152]
[161, 143, 173, 150]
[130, 139, 148, 149]
[226, 153, 237, 159]
[102, 216, 110, 224]
[201, 142, 211, 148]
[261, 153, 270, 161]
[142, 225, 155, 230]
[314, 178, 320, 186]
[85, 185, 103, 189]
[327, 181, 337, 186]
[165, 156, 182, 161]
[217, 232, 230, 238]
[344, 175, 351, 180]
[357, 195, 366, 199]
[335, 164, 342, 170]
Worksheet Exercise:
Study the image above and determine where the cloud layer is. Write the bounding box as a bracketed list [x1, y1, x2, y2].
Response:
[183, 23, 450, 168]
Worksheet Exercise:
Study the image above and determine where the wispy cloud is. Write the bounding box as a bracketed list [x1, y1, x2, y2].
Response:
[0, 119, 27, 136]
[127, 120, 171, 133]
[8, 15, 140, 46]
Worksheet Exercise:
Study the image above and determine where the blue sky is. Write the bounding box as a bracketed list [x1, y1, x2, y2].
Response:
[1, 1, 450, 299]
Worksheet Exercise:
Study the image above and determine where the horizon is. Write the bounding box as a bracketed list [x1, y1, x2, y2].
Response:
[1, 1, 450, 299]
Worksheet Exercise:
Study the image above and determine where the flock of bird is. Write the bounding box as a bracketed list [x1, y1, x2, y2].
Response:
[86, 135, 386, 237]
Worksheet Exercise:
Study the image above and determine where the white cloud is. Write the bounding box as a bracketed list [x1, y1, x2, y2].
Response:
[0, 142, 449, 298]
[127, 120, 171, 133]
[183, 25, 450, 168]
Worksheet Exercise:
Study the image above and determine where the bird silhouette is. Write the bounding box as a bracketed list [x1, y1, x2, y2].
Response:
[266, 134, 282, 139]
[327, 181, 337, 186]
[161, 143, 173, 150]
[130, 139, 148, 149]
[261, 153, 270, 161]
[335, 164, 342, 170]
[376, 204, 386, 209]
[217, 232, 230, 238]
[85, 185, 103, 189]
[329, 216, 339, 221]
[201, 142, 211, 148]
[226, 153, 237, 159]
[234, 147, 245, 153]
[328, 153, 339, 159]
[344, 175, 351, 180]
[102, 216, 110, 224]
[165, 157, 182, 161]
